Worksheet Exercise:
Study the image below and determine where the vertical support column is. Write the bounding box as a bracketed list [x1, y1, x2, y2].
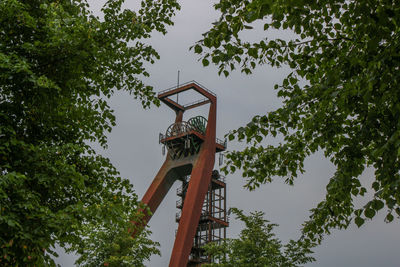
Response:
[224, 185, 227, 239]
[175, 110, 184, 123]
[169, 100, 216, 267]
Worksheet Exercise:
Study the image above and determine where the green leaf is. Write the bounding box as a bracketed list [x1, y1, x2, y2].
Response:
[385, 213, 394, 223]
[355, 217, 365, 227]
[364, 208, 376, 219]
[372, 199, 384, 211]
[194, 44, 203, 54]
[272, 21, 281, 28]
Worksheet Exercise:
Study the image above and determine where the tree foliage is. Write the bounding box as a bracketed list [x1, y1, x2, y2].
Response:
[204, 208, 315, 267]
[194, 0, 400, 243]
[69, 205, 160, 267]
[0, 0, 179, 265]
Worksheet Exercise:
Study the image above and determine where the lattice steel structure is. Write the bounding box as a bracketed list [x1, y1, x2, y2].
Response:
[176, 170, 228, 266]
[139, 81, 228, 266]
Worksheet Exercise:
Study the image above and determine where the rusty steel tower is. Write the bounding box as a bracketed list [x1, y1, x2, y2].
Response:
[140, 81, 228, 266]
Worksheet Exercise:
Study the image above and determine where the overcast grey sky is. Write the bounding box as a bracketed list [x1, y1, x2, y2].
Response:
[57, 1, 400, 266]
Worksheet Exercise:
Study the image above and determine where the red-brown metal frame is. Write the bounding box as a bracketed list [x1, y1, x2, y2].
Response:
[140, 82, 218, 267]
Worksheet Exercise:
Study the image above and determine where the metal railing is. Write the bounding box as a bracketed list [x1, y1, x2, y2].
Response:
[176, 210, 181, 221]
[213, 175, 226, 183]
[176, 199, 183, 208]
[177, 187, 183, 196]
[183, 98, 210, 108]
[176, 210, 213, 222]
[216, 138, 227, 148]
[158, 80, 216, 97]
[165, 122, 194, 139]
[159, 133, 165, 143]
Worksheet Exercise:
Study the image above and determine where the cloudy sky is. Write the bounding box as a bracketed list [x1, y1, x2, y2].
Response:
[57, 1, 400, 266]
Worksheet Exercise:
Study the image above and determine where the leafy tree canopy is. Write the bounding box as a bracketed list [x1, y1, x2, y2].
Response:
[0, 0, 179, 265]
[204, 208, 315, 267]
[194, 0, 400, 243]
[69, 204, 160, 267]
